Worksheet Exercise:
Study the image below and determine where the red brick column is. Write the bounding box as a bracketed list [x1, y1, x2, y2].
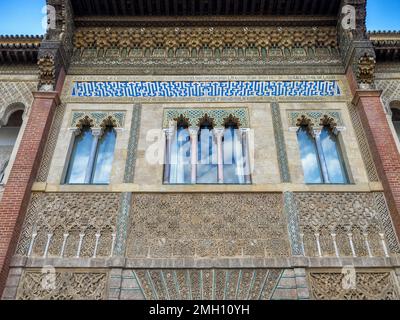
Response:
[352, 90, 400, 237]
[0, 91, 60, 296]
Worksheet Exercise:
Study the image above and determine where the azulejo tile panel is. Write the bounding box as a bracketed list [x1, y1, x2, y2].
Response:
[71, 80, 341, 98]
[163, 107, 249, 128]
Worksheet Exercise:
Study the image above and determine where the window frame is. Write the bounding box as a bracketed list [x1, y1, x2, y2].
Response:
[297, 124, 350, 185]
[64, 125, 117, 185]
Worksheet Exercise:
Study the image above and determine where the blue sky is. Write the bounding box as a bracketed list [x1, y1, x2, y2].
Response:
[0, 0, 399, 35]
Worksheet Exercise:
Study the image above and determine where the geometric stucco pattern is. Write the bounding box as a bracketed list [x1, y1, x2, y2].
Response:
[287, 110, 344, 128]
[126, 193, 290, 258]
[309, 271, 400, 300]
[295, 192, 400, 257]
[15, 193, 121, 258]
[347, 102, 379, 182]
[132, 269, 283, 300]
[0, 81, 35, 124]
[36, 103, 66, 182]
[163, 107, 249, 128]
[16, 269, 107, 300]
[70, 111, 126, 128]
[375, 79, 400, 114]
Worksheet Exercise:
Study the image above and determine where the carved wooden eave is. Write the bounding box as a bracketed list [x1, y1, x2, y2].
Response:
[369, 31, 400, 62]
[71, 0, 342, 20]
[0, 35, 42, 64]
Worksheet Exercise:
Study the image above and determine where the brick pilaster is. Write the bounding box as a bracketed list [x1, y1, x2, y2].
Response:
[352, 90, 400, 238]
[0, 91, 60, 296]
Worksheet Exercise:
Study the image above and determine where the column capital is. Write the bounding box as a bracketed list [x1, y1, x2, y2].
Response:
[213, 127, 225, 138]
[91, 127, 104, 137]
[188, 126, 199, 137]
[163, 127, 175, 138]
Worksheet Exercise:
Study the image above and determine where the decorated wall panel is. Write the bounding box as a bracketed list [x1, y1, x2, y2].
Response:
[295, 193, 400, 257]
[125, 268, 284, 301]
[309, 270, 400, 300]
[16, 269, 107, 300]
[16, 193, 121, 258]
[126, 193, 290, 259]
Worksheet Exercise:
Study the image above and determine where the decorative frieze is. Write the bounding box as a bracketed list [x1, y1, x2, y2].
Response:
[163, 107, 249, 128]
[16, 269, 107, 300]
[287, 110, 344, 129]
[70, 111, 126, 128]
[295, 192, 400, 258]
[126, 193, 290, 259]
[71, 80, 341, 99]
[16, 193, 121, 258]
[309, 271, 400, 300]
[73, 26, 338, 62]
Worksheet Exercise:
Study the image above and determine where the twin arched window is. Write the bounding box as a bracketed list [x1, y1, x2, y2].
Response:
[65, 125, 116, 184]
[297, 124, 349, 184]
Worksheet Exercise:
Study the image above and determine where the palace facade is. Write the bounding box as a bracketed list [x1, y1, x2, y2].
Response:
[1, 0, 400, 300]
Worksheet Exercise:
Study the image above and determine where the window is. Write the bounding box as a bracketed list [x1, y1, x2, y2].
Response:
[164, 113, 251, 184]
[391, 107, 400, 143]
[0, 110, 24, 183]
[297, 124, 349, 184]
[65, 125, 116, 184]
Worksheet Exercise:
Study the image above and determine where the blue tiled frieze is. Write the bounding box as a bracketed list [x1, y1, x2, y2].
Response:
[71, 80, 341, 98]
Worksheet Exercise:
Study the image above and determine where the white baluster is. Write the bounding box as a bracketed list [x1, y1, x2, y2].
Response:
[315, 233, 322, 257]
[110, 233, 116, 257]
[348, 233, 356, 257]
[76, 233, 85, 258]
[93, 233, 101, 258]
[364, 233, 373, 258]
[27, 232, 37, 257]
[60, 233, 69, 258]
[379, 233, 390, 257]
[43, 233, 53, 258]
[331, 233, 339, 258]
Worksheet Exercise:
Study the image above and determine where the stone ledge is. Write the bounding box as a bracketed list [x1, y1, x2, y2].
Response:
[10, 255, 400, 269]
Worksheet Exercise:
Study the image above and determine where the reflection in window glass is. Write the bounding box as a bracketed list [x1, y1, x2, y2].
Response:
[197, 127, 217, 184]
[320, 127, 348, 184]
[169, 126, 191, 184]
[297, 127, 323, 184]
[223, 126, 244, 184]
[92, 127, 116, 184]
[65, 127, 93, 184]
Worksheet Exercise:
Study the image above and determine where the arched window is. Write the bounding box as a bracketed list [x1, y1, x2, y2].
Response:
[223, 122, 245, 184]
[197, 118, 218, 184]
[0, 110, 24, 183]
[169, 122, 191, 184]
[65, 125, 116, 184]
[297, 123, 349, 184]
[297, 126, 323, 184]
[391, 106, 400, 143]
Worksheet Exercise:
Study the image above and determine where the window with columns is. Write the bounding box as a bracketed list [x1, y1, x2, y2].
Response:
[65, 118, 116, 185]
[164, 113, 251, 184]
[296, 115, 349, 184]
